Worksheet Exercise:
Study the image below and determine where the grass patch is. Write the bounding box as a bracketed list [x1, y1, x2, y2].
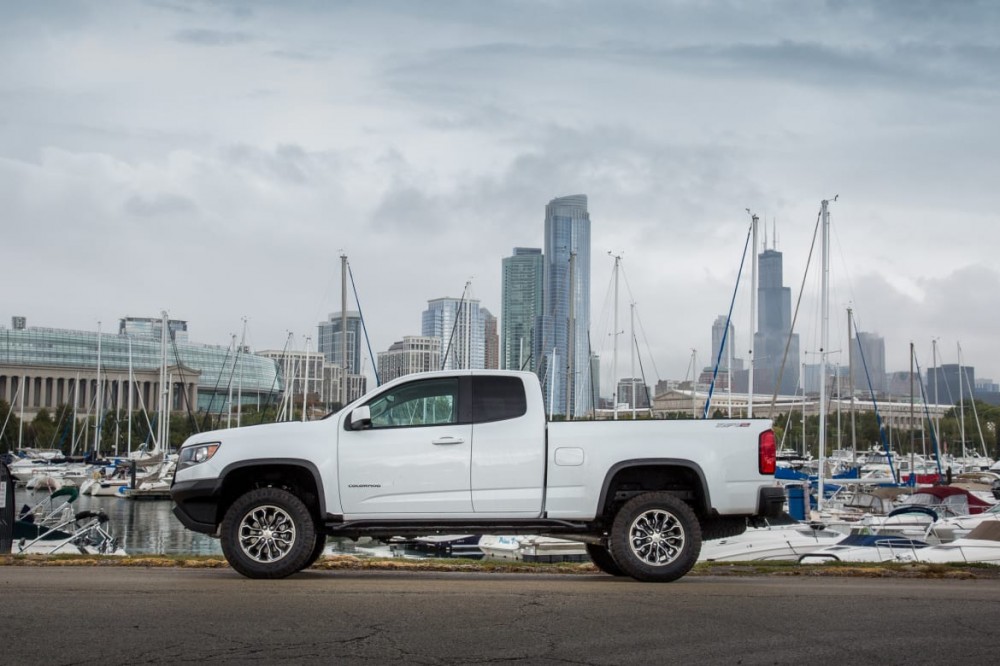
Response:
[2, 554, 997, 579]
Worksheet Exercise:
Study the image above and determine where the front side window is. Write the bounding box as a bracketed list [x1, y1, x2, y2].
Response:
[367, 378, 459, 428]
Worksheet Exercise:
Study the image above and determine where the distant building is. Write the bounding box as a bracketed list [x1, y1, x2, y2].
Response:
[377, 336, 441, 383]
[710, 315, 743, 373]
[925, 363, 974, 406]
[753, 243, 800, 396]
[1, 317, 281, 417]
[422, 297, 485, 370]
[317, 311, 364, 376]
[119, 316, 189, 343]
[501, 247, 543, 373]
[851, 331, 886, 394]
[617, 378, 650, 410]
[538, 195, 592, 417]
[258, 349, 326, 402]
[483, 309, 499, 370]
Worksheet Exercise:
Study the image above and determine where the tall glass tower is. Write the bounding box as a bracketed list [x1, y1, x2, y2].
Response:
[422, 297, 485, 370]
[501, 247, 544, 373]
[538, 195, 591, 417]
[317, 312, 363, 374]
[753, 246, 800, 395]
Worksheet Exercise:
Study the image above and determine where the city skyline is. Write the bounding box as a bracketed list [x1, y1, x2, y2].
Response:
[4, 2, 1000, 387]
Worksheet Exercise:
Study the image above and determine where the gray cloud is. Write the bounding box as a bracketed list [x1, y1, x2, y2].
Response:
[173, 28, 254, 46]
[124, 192, 198, 217]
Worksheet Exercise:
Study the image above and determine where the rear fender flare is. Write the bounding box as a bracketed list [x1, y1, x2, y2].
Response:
[596, 459, 711, 518]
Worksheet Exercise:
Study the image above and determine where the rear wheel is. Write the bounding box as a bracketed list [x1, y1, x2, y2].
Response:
[586, 543, 625, 576]
[220, 487, 317, 579]
[609, 492, 701, 583]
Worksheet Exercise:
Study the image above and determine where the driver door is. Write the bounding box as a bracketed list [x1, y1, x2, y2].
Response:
[338, 376, 473, 515]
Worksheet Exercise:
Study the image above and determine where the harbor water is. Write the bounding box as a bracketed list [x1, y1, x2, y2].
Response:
[14, 486, 222, 555]
[12, 486, 390, 557]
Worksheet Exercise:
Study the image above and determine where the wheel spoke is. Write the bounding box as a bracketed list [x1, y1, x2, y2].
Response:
[238, 504, 297, 563]
[628, 508, 685, 566]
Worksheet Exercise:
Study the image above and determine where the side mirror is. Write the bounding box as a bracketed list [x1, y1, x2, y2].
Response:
[349, 405, 372, 431]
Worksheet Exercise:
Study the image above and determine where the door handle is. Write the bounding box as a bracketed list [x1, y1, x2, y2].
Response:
[432, 436, 465, 445]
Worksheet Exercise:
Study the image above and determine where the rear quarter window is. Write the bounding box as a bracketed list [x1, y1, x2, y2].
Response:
[472, 376, 527, 423]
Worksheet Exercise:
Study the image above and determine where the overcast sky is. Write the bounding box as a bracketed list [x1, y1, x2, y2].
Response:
[3, 0, 999, 395]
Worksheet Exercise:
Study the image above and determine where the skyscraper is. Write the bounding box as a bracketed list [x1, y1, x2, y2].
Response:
[317, 311, 363, 375]
[501, 247, 544, 373]
[482, 308, 499, 370]
[852, 331, 886, 394]
[753, 245, 800, 395]
[538, 194, 591, 417]
[422, 297, 486, 370]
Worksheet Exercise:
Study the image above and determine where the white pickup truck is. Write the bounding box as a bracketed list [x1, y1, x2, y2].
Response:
[171, 370, 782, 581]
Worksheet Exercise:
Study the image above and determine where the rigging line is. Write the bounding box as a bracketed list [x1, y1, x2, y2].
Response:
[633, 331, 654, 417]
[170, 333, 200, 434]
[619, 265, 662, 382]
[912, 350, 944, 479]
[440, 284, 468, 371]
[852, 309, 898, 484]
[703, 219, 753, 419]
[960, 361, 988, 456]
[587, 330, 597, 418]
[201, 336, 233, 421]
[633, 309, 661, 382]
[348, 261, 381, 387]
[768, 206, 823, 418]
[214, 336, 242, 422]
[256, 332, 292, 424]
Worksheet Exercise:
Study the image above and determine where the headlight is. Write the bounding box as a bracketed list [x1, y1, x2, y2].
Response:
[177, 442, 221, 471]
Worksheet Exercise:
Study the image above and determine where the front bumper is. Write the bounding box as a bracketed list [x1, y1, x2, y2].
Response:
[171, 478, 223, 535]
[756, 486, 785, 518]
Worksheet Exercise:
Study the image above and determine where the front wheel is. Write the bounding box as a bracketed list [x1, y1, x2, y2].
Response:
[609, 492, 701, 583]
[220, 487, 317, 579]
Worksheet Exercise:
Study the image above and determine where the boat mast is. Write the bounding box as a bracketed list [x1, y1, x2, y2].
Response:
[848, 308, 856, 464]
[610, 252, 621, 420]
[910, 342, 916, 482]
[227, 334, 235, 429]
[958, 342, 966, 464]
[237, 317, 247, 427]
[341, 254, 348, 406]
[630, 301, 636, 420]
[932, 338, 941, 451]
[157, 310, 168, 454]
[302, 336, 310, 422]
[94, 321, 102, 456]
[748, 213, 758, 418]
[127, 337, 133, 457]
[566, 252, 576, 419]
[817, 198, 833, 511]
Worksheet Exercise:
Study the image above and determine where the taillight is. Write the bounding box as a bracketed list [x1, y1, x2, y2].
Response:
[758, 429, 776, 475]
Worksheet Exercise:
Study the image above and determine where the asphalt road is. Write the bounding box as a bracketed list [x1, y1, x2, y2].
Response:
[2, 567, 998, 665]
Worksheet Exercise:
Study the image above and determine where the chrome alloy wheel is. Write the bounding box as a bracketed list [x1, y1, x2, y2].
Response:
[238, 504, 297, 563]
[627, 508, 685, 566]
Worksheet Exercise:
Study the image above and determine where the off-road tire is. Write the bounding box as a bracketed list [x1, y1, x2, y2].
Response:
[220, 487, 317, 579]
[609, 492, 702, 582]
[700, 516, 747, 541]
[586, 543, 625, 576]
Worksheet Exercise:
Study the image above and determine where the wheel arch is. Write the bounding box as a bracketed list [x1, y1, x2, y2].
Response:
[218, 459, 326, 524]
[596, 459, 712, 522]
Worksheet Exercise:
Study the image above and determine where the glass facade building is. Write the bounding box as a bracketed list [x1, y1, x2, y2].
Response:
[422, 297, 485, 371]
[501, 247, 544, 373]
[0, 320, 282, 415]
[538, 195, 592, 417]
[317, 311, 364, 375]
